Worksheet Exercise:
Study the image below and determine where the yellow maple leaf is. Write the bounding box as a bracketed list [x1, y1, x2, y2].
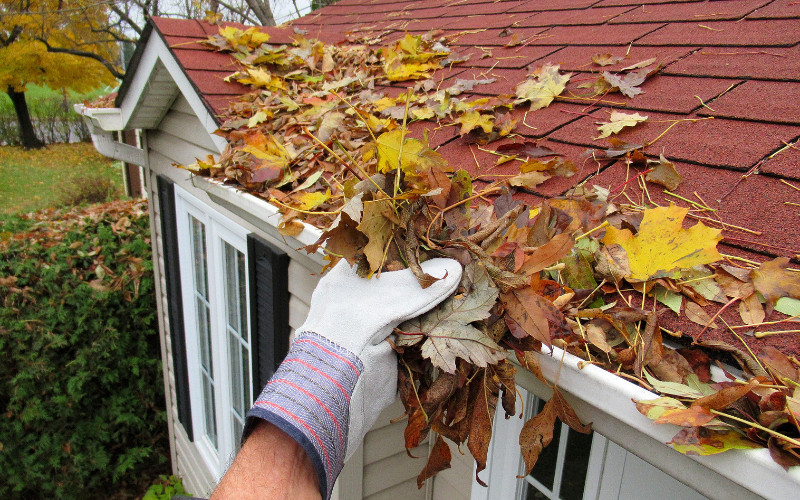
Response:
[455, 111, 494, 135]
[595, 111, 648, 139]
[375, 129, 447, 175]
[236, 68, 286, 90]
[601, 204, 722, 281]
[515, 63, 572, 111]
[293, 189, 331, 211]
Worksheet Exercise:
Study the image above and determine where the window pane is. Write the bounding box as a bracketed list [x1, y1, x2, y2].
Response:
[202, 374, 218, 450]
[530, 421, 561, 491]
[242, 342, 251, 406]
[560, 428, 593, 500]
[190, 216, 208, 299]
[229, 331, 244, 417]
[223, 243, 248, 337]
[232, 417, 243, 453]
[526, 483, 550, 500]
[197, 298, 212, 373]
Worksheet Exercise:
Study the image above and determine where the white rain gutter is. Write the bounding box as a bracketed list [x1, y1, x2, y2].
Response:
[73, 104, 146, 166]
[518, 345, 800, 500]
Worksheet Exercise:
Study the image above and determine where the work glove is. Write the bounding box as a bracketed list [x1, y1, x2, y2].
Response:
[243, 258, 461, 500]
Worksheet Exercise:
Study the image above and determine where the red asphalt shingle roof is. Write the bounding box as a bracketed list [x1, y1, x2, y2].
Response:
[148, 0, 799, 355]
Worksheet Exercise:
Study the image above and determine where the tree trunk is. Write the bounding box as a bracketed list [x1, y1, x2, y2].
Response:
[7, 87, 44, 149]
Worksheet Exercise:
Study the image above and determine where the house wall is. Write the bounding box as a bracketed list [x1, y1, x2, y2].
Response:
[145, 94, 467, 499]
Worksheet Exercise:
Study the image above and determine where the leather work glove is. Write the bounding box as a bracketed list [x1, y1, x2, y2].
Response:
[243, 258, 462, 500]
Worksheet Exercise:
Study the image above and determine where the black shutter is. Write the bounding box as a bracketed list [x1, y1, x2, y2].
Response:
[157, 175, 193, 441]
[247, 233, 290, 397]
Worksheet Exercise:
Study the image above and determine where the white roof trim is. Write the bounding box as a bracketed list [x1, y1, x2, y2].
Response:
[118, 29, 227, 153]
[518, 345, 800, 499]
[74, 104, 146, 165]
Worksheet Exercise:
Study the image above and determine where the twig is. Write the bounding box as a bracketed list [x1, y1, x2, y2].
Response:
[695, 296, 740, 341]
[755, 330, 800, 338]
[710, 410, 800, 449]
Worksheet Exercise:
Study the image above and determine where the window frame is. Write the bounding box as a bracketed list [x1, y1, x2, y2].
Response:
[175, 186, 253, 477]
[471, 386, 607, 500]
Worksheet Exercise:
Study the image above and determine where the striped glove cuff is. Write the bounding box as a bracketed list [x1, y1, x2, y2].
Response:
[243, 331, 363, 500]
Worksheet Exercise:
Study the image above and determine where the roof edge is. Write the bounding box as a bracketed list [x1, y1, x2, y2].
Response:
[115, 21, 154, 108]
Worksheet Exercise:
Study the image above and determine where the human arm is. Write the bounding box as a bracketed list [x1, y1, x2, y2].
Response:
[213, 258, 461, 499]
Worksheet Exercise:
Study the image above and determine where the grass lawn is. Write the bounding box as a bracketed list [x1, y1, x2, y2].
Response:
[0, 142, 125, 215]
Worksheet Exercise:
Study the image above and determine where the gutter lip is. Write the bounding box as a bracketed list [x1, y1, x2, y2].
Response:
[528, 343, 800, 499]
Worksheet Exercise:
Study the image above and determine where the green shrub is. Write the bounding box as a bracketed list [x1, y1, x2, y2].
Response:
[0, 199, 168, 499]
[142, 475, 188, 500]
[57, 173, 122, 207]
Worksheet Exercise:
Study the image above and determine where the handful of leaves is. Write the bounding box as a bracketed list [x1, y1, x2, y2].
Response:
[186, 25, 800, 486]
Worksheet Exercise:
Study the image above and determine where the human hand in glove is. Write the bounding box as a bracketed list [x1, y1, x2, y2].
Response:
[213, 258, 461, 500]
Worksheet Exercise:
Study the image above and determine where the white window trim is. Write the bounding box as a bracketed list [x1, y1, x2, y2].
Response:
[471, 386, 607, 500]
[175, 186, 252, 478]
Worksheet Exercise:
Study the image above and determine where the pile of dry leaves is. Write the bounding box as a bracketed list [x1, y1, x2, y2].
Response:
[182, 25, 800, 485]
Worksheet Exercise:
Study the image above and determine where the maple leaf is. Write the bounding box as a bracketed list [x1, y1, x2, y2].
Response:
[751, 257, 800, 313]
[591, 53, 625, 66]
[397, 263, 504, 373]
[357, 198, 394, 273]
[601, 204, 723, 281]
[374, 129, 447, 175]
[595, 111, 648, 139]
[235, 67, 286, 91]
[514, 63, 572, 111]
[600, 64, 661, 98]
[454, 111, 494, 136]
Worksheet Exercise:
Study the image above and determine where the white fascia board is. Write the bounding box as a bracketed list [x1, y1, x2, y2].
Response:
[118, 31, 227, 154]
[517, 346, 800, 500]
[188, 175, 326, 267]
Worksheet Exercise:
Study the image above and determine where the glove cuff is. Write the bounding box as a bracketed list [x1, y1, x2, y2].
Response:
[243, 331, 363, 500]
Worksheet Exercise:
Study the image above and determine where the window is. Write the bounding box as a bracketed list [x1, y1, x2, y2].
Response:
[176, 187, 253, 475]
[474, 386, 710, 500]
[473, 387, 606, 500]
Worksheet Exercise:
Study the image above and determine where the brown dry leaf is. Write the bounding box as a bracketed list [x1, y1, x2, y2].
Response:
[357, 198, 394, 272]
[501, 288, 553, 347]
[417, 435, 452, 488]
[751, 257, 800, 313]
[404, 406, 429, 450]
[645, 155, 682, 191]
[553, 388, 592, 433]
[655, 405, 716, 427]
[739, 293, 765, 326]
[591, 53, 625, 66]
[515, 350, 548, 384]
[519, 233, 574, 275]
[519, 396, 557, 476]
[584, 323, 613, 354]
[685, 301, 717, 329]
[469, 371, 499, 486]
[691, 379, 759, 411]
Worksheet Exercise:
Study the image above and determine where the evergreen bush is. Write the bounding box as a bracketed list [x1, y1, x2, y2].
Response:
[0, 200, 168, 498]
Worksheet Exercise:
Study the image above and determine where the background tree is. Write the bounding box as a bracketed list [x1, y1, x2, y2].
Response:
[0, 1, 118, 148]
[0, 1, 325, 148]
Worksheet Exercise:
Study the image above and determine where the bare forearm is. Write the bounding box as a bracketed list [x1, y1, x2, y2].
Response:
[211, 421, 321, 500]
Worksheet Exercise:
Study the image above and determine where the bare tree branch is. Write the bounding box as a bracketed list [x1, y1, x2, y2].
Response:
[37, 37, 125, 79]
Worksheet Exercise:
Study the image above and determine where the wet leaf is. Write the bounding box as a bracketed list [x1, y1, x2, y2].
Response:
[691, 379, 759, 411]
[601, 204, 723, 281]
[655, 405, 716, 427]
